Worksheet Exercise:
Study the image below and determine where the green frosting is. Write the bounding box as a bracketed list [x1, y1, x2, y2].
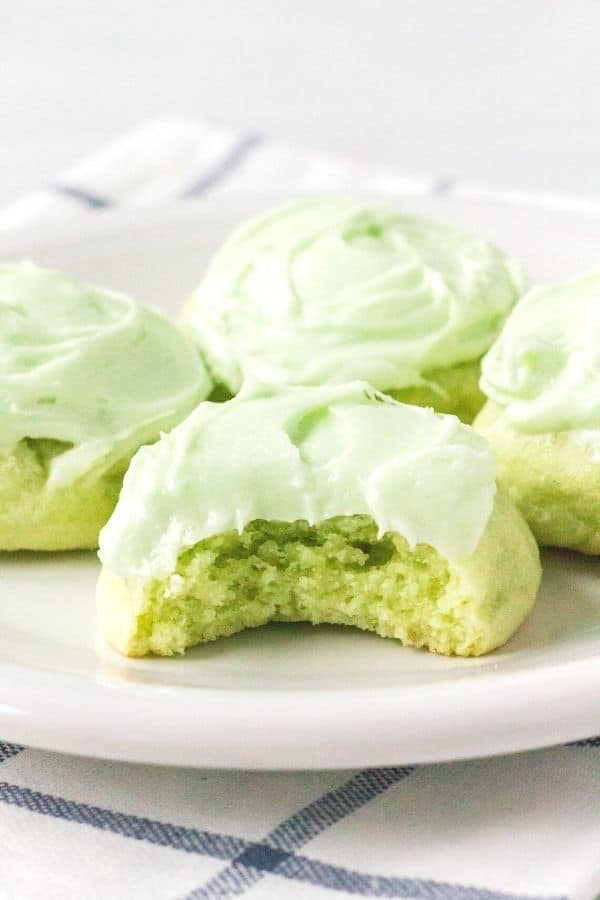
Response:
[0, 261, 211, 486]
[99, 382, 497, 578]
[481, 271, 600, 441]
[182, 197, 525, 393]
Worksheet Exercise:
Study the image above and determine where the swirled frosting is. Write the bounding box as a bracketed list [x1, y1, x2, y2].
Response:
[181, 197, 525, 393]
[0, 261, 211, 487]
[99, 382, 497, 578]
[480, 271, 600, 441]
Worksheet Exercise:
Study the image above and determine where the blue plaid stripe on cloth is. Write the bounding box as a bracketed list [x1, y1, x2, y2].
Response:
[1, 120, 600, 899]
[1, 740, 600, 898]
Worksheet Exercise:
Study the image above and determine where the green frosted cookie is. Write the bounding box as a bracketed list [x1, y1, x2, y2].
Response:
[0, 439, 127, 551]
[97, 383, 540, 657]
[475, 402, 600, 554]
[0, 261, 211, 551]
[476, 271, 600, 554]
[180, 197, 525, 422]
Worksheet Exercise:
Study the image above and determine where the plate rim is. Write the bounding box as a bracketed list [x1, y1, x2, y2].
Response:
[2, 193, 600, 768]
[1, 652, 599, 768]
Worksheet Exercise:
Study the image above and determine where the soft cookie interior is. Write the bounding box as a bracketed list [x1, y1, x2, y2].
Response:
[98, 491, 540, 658]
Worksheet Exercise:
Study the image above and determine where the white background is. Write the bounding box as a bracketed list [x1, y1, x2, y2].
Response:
[1, 0, 599, 206]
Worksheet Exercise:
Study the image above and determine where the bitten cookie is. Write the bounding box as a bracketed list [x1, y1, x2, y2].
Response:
[97, 382, 540, 657]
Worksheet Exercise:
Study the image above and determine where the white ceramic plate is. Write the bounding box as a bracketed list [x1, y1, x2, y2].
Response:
[2, 193, 600, 769]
